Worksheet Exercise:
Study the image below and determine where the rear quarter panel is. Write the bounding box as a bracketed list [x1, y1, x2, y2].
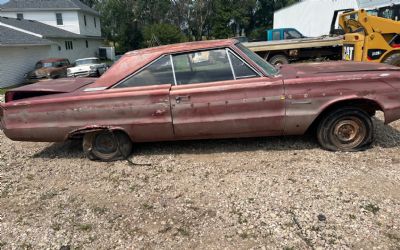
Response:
[284, 71, 400, 135]
[1, 85, 174, 142]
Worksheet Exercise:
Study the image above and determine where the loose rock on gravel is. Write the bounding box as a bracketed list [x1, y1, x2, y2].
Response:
[0, 111, 400, 249]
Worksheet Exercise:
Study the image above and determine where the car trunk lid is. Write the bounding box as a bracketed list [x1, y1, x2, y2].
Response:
[4, 78, 95, 103]
[280, 61, 400, 79]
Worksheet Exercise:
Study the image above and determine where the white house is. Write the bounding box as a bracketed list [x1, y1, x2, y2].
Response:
[0, 25, 53, 88]
[0, 0, 101, 37]
[0, 0, 105, 88]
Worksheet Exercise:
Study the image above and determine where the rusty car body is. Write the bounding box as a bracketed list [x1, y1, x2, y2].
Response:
[2, 39, 400, 161]
[25, 58, 71, 84]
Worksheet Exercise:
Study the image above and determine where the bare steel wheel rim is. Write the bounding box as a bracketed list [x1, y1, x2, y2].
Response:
[331, 118, 366, 149]
[94, 132, 118, 155]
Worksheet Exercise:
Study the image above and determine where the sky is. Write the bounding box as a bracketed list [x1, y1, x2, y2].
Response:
[0, 0, 8, 4]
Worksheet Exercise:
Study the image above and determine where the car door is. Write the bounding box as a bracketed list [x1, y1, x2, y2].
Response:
[106, 55, 175, 142]
[169, 48, 285, 140]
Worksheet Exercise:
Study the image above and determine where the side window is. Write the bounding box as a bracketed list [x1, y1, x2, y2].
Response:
[172, 49, 234, 85]
[116, 56, 174, 88]
[272, 31, 281, 40]
[228, 51, 259, 79]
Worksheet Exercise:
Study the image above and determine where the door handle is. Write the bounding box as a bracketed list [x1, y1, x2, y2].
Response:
[175, 95, 190, 104]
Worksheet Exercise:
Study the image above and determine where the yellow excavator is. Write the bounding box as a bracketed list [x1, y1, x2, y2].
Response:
[339, 8, 400, 66]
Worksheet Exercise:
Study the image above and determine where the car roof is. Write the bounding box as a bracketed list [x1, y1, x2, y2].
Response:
[92, 39, 238, 88]
[39, 58, 68, 63]
[126, 39, 237, 57]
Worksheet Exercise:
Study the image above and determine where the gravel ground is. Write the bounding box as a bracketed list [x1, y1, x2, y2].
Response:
[1, 106, 400, 249]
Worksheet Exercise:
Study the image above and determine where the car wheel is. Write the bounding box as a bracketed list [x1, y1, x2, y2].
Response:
[82, 130, 133, 161]
[383, 53, 400, 67]
[317, 108, 374, 151]
[269, 54, 289, 66]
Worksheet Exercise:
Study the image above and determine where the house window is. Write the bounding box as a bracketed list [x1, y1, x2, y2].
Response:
[58, 45, 61, 51]
[16, 13, 23, 20]
[94, 17, 97, 28]
[56, 13, 63, 25]
[84, 15, 87, 26]
[65, 41, 73, 50]
[85, 40, 89, 48]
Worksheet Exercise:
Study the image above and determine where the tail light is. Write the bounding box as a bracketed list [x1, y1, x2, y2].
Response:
[5, 91, 15, 103]
[0, 105, 4, 130]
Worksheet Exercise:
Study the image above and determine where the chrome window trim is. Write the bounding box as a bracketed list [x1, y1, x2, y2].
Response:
[226, 48, 262, 79]
[226, 48, 237, 80]
[170, 55, 178, 86]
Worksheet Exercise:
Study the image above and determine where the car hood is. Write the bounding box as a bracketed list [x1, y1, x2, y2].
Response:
[4, 78, 95, 103]
[280, 61, 400, 79]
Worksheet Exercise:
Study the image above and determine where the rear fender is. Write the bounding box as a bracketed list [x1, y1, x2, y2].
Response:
[67, 125, 127, 140]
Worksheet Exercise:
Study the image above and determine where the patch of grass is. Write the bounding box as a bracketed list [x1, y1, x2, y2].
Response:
[1, 184, 11, 198]
[239, 232, 249, 239]
[51, 223, 61, 231]
[78, 223, 93, 232]
[141, 203, 154, 210]
[386, 233, 400, 242]
[129, 184, 139, 192]
[92, 206, 108, 215]
[283, 247, 295, 250]
[177, 227, 190, 236]
[362, 203, 380, 215]
[40, 190, 58, 200]
[26, 174, 35, 181]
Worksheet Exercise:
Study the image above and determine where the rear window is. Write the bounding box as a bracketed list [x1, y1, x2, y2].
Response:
[115, 56, 174, 88]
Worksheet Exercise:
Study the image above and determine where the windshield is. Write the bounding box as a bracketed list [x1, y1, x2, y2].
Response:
[284, 29, 303, 39]
[76, 59, 100, 65]
[235, 43, 279, 76]
[38, 62, 56, 68]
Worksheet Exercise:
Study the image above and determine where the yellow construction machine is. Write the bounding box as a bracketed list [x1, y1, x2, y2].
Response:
[339, 9, 400, 66]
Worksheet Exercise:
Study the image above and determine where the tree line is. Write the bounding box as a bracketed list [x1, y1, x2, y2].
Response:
[81, 0, 299, 52]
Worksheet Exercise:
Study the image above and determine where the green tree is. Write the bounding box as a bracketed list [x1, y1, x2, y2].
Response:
[143, 23, 187, 46]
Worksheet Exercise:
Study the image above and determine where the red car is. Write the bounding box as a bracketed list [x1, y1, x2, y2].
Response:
[1, 39, 400, 161]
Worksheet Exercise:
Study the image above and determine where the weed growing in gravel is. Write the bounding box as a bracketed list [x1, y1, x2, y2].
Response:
[1, 184, 11, 198]
[51, 223, 61, 231]
[141, 203, 154, 210]
[362, 203, 380, 215]
[40, 190, 58, 200]
[177, 227, 190, 236]
[92, 206, 108, 215]
[78, 223, 93, 232]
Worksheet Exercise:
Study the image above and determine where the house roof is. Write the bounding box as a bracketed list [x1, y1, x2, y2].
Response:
[0, 0, 100, 16]
[0, 25, 53, 46]
[0, 16, 84, 38]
